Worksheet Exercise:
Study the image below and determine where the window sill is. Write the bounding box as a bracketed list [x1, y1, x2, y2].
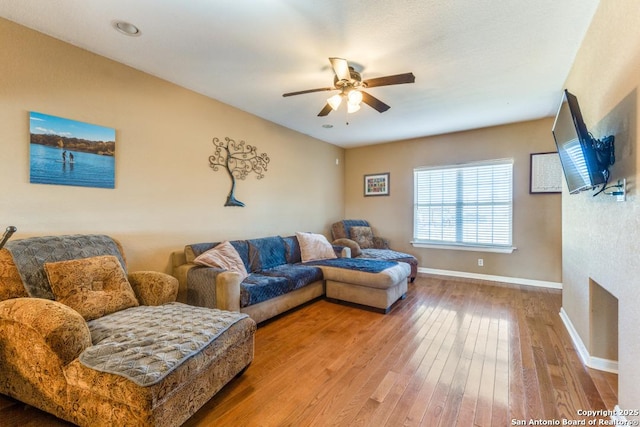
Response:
[410, 241, 516, 254]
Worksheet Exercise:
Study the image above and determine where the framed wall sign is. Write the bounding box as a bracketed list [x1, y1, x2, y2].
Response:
[530, 152, 562, 193]
[364, 172, 390, 196]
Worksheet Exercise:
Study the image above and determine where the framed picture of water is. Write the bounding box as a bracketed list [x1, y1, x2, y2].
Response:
[29, 111, 116, 189]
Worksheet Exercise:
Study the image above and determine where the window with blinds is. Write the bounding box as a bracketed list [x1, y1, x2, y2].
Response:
[413, 159, 513, 251]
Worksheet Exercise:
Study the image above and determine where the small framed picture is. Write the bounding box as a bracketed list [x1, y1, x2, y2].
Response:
[364, 173, 390, 197]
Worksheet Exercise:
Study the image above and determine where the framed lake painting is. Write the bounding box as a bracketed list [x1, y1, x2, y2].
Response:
[29, 111, 116, 189]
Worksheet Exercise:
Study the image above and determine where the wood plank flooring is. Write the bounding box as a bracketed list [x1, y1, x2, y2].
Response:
[0, 275, 618, 426]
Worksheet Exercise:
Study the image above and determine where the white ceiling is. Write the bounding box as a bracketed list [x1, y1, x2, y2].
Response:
[0, 0, 600, 148]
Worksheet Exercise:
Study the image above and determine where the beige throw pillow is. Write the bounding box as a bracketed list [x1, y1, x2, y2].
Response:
[193, 240, 249, 280]
[296, 232, 337, 262]
[44, 255, 139, 321]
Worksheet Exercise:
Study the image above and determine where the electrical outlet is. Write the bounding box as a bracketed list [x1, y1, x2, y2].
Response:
[616, 178, 626, 202]
[478, 258, 483, 267]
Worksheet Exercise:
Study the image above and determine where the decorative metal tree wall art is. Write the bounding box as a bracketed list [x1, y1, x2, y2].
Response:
[208, 137, 270, 207]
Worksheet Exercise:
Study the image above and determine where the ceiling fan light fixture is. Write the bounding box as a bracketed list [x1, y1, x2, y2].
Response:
[347, 89, 363, 105]
[327, 93, 343, 111]
[283, 57, 414, 117]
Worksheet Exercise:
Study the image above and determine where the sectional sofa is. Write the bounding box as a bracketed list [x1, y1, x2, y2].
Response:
[171, 232, 412, 323]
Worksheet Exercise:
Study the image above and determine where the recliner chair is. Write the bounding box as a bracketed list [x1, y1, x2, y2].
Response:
[331, 219, 418, 282]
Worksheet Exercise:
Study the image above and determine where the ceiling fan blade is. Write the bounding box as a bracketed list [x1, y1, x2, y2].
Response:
[361, 91, 391, 113]
[318, 103, 333, 117]
[363, 72, 415, 88]
[329, 57, 350, 81]
[283, 87, 334, 97]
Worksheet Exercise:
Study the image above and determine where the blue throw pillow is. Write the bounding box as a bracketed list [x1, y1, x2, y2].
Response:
[247, 236, 287, 272]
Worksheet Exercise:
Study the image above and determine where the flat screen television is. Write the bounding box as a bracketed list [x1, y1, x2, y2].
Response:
[551, 89, 614, 194]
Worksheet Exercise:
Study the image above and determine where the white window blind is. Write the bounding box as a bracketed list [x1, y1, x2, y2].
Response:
[413, 159, 513, 251]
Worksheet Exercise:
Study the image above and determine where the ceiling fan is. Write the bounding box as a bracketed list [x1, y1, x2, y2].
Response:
[283, 57, 415, 116]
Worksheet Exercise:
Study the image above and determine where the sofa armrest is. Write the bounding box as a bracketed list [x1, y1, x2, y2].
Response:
[332, 238, 360, 257]
[0, 298, 91, 365]
[333, 245, 351, 258]
[128, 271, 178, 306]
[215, 271, 243, 312]
[184, 266, 242, 312]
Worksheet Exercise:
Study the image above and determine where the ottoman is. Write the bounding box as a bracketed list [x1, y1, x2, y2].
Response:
[313, 259, 410, 313]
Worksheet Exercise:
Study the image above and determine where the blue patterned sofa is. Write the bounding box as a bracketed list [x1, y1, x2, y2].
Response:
[172, 233, 411, 322]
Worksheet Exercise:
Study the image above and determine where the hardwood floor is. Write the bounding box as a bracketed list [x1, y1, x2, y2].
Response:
[0, 276, 618, 426]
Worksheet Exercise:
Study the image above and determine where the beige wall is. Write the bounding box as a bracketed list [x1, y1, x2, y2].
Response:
[561, 0, 640, 411]
[0, 18, 345, 273]
[345, 118, 562, 283]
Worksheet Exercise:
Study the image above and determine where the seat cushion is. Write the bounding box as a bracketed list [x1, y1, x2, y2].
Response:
[310, 258, 409, 290]
[240, 274, 290, 307]
[259, 264, 323, 289]
[80, 304, 249, 386]
[63, 315, 256, 426]
[359, 248, 416, 262]
[358, 248, 418, 280]
[240, 264, 323, 307]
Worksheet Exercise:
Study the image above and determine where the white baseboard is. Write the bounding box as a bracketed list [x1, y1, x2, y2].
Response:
[559, 307, 618, 374]
[418, 267, 562, 289]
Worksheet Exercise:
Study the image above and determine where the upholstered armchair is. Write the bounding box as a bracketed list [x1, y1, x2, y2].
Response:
[331, 220, 418, 282]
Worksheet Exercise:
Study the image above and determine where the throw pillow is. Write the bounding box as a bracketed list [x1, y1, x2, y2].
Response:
[295, 232, 337, 263]
[332, 238, 363, 257]
[44, 255, 139, 321]
[193, 240, 249, 280]
[350, 226, 375, 249]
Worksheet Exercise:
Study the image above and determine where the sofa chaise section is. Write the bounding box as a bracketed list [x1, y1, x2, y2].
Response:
[172, 233, 413, 321]
[0, 234, 255, 427]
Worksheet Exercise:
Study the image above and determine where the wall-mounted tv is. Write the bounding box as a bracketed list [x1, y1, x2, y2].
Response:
[551, 89, 615, 194]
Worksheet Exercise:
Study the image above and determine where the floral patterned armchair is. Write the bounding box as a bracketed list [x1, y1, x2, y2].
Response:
[331, 220, 418, 282]
[0, 234, 255, 426]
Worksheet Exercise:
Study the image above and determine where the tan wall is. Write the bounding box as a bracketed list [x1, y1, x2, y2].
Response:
[561, 0, 640, 411]
[344, 118, 561, 283]
[0, 18, 345, 273]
